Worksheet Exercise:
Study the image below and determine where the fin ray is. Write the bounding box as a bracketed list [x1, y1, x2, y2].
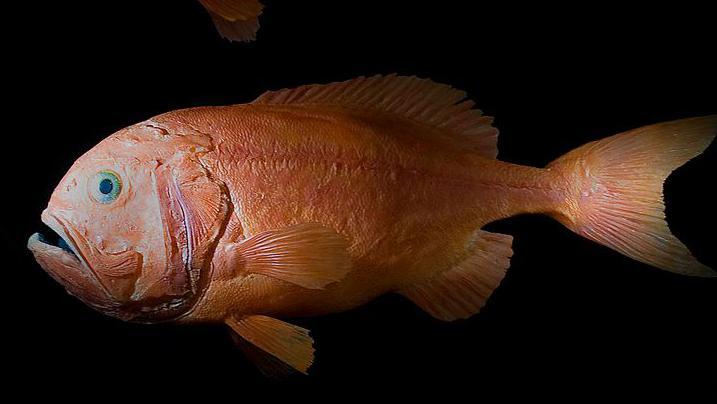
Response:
[253, 75, 499, 158]
[229, 223, 352, 289]
[549, 115, 717, 277]
[399, 230, 513, 321]
[226, 315, 314, 374]
[230, 332, 297, 379]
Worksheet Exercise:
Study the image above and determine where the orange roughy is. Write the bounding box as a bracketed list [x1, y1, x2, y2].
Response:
[28, 76, 716, 375]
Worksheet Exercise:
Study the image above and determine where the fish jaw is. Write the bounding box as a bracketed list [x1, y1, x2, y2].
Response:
[28, 212, 126, 318]
[28, 209, 195, 323]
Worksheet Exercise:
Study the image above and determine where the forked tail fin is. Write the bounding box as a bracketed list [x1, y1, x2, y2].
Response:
[548, 116, 717, 277]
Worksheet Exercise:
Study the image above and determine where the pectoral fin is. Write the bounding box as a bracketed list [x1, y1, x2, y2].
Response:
[227, 315, 315, 375]
[226, 223, 352, 289]
[399, 230, 513, 321]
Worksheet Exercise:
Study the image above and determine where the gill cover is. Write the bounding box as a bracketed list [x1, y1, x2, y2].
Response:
[131, 123, 231, 321]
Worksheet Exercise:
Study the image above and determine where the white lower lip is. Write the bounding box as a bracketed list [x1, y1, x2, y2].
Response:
[28, 231, 80, 261]
[27, 233, 86, 277]
[40, 211, 86, 264]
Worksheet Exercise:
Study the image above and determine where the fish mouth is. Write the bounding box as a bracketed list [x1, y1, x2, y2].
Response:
[28, 211, 194, 322]
[33, 222, 80, 260]
[28, 212, 121, 314]
[29, 211, 86, 265]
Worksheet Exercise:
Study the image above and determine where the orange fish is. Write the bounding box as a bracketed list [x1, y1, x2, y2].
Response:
[199, 0, 264, 42]
[28, 75, 716, 375]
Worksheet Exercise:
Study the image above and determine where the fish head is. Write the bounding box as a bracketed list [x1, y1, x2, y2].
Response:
[28, 121, 228, 322]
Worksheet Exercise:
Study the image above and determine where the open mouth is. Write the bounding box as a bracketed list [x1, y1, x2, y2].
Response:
[35, 222, 79, 259]
[29, 217, 121, 314]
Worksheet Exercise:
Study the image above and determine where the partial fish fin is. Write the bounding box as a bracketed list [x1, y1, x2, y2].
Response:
[230, 331, 297, 379]
[549, 115, 717, 277]
[253, 75, 499, 158]
[226, 315, 315, 375]
[199, 0, 263, 42]
[399, 230, 513, 321]
[226, 223, 352, 289]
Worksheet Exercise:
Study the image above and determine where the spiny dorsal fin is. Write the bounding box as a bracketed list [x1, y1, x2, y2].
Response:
[399, 230, 513, 321]
[253, 75, 499, 158]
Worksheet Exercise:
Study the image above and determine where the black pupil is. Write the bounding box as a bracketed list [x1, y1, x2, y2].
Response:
[99, 178, 114, 195]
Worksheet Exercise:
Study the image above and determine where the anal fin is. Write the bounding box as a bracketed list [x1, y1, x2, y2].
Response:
[399, 230, 513, 321]
[226, 315, 315, 375]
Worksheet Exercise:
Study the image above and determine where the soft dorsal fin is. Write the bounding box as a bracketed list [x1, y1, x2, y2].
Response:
[253, 75, 500, 158]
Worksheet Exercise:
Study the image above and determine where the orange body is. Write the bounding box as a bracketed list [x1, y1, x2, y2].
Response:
[160, 103, 562, 321]
[28, 76, 715, 374]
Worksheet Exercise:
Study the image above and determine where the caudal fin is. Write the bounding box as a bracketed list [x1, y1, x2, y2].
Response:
[548, 116, 717, 277]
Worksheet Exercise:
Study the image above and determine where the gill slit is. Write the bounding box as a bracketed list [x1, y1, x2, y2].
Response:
[170, 176, 193, 288]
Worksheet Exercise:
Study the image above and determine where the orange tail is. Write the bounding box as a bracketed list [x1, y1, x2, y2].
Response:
[548, 116, 717, 277]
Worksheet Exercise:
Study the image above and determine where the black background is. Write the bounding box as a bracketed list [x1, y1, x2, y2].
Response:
[3, 0, 715, 400]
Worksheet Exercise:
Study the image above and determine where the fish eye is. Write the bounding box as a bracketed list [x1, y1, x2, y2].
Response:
[91, 170, 122, 204]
